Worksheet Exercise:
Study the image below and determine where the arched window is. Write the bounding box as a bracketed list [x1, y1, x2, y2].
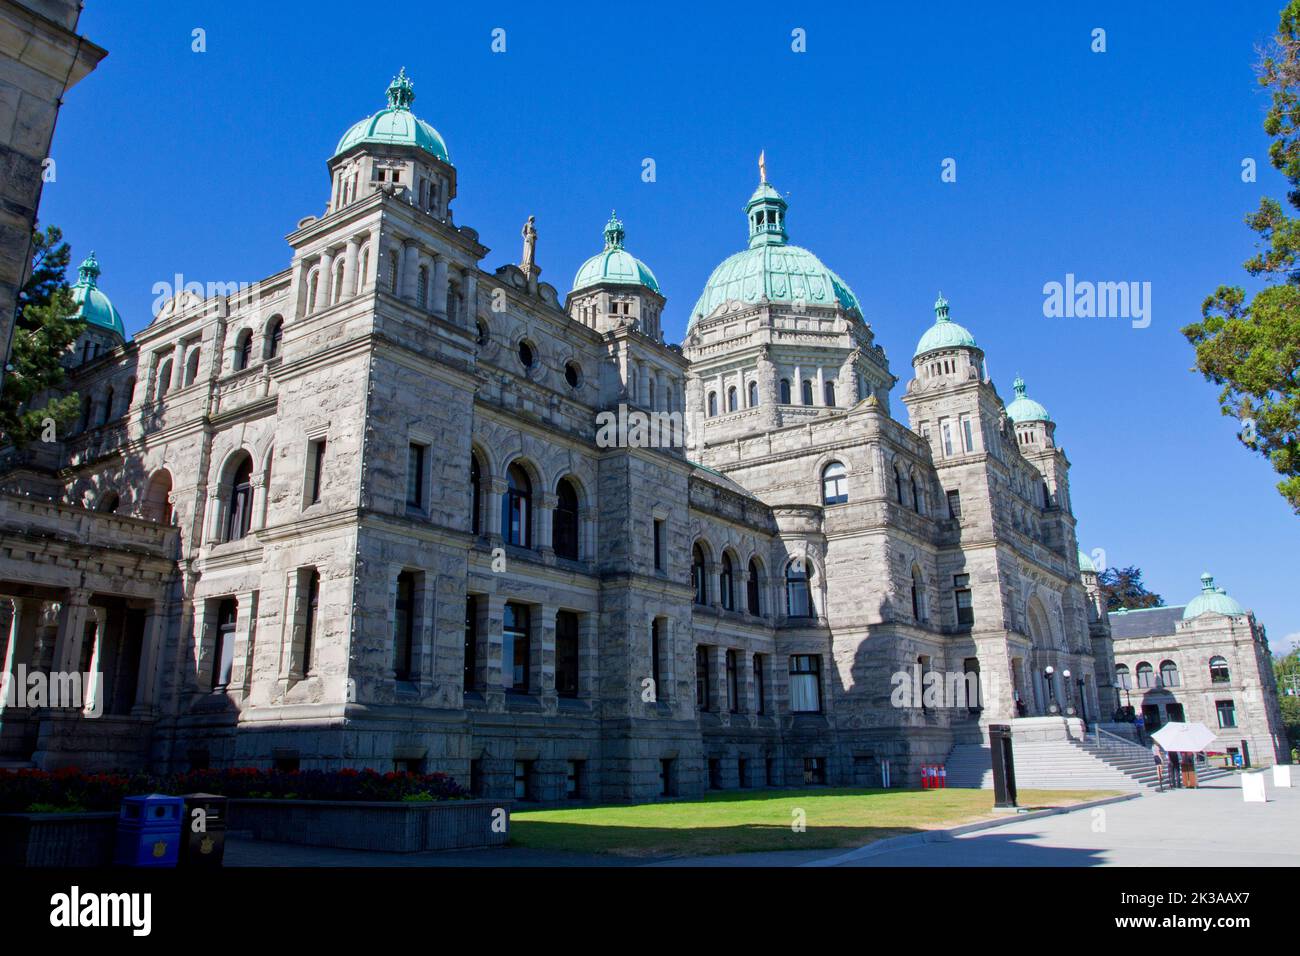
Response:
[1159, 660, 1179, 688]
[303, 569, 320, 674]
[306, 271, 319, 311]
[157, 359, 173, 399]
[911, 473, 922, 514]
[894, 466, 906, 505]
[265, 317, 283, 359]
[707, 392, 718, 417]
[822, 461, 848, 504]
[1115, 664, 1132, 690]
[235, 330, 253, 370]
[387, 250, 399, 294]
[747, 558, 762, 615]
[911, 565, 925, 621]
[786, 559, 811, 618]
[501, 463, 532, 547]
[95, 491, 119, 513]
[823, 379, 836, 406]
[692, 544, 708, 605]
[101, 387, 114, 424]
[779, 379, 791, 404]
[748, 380, 759, 407]
[648, 378, 656, 408]
[144, 470, 173, 524]
[332, 261, 345, 303]
[469, 454, 482, 535]
[801, 379, 814, 406]
[1209, 656, 1230, 684]
[720, 553, 735, 611]
[417, 265, 429, 309]
[225, 453, 254, 542]
[1135, 662, 1154, 689]
[727, 386, 737, 412]
[357, 247, 370, 295]
[553, 478, 580, 560]
[79, 395, 92, 431]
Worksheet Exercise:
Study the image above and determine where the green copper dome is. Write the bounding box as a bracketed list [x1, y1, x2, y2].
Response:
[689, 159, 861, 326]
[914, 294, 978, 357]
[1077, 549, 1096, 574]
[1005, 375, 1051, 423]
[1182, 573, 1246, 620]
[334, 69, 450, 164]
[572, 212, 660, 294]
[70, 252, 125, 341]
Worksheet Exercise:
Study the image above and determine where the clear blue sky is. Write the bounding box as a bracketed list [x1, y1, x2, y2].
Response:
[44, 1, 1298, 652]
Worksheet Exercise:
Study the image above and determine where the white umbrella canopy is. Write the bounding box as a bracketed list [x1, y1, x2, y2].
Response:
[1151, 721, 1218, 753]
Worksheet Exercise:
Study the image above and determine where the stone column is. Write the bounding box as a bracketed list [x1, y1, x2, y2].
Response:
[432, 256, 449, 318]
[484, 594, 506, 711]
[365, 227, 381, 292]
[578, 612, 599, 700]
[709, 645, 729, 715]
[314, 248, 335, 311]
[82, 607, 107, 714]
[417, 573, 436, 696]
[131, 601, 168, 715]
[401, 241, 420, 303]
[170, 340, 186, 390]
[227, 590, 258, 697]
[815, 366, 825, 406]
[292, 258, 310, 318]
[0, 598, 40, 714]
[341, 235, 361, 300]
[463, 271, 478, 328]
[51, 589, 92, 676]
[538, 604, 557, 707]
[536, 491, 557, 559]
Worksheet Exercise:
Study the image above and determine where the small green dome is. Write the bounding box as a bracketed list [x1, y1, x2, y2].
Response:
[1005, 375, 1051, 423]
[914, 294, 977, 357]
[70, 252, 124, 341]
[334, 69, 450, 164]
[689, 159, 861, 326]
[1182, 573, 1246, 620]
[1077, 549, 1096, 573]
[571, 212, 660, 294]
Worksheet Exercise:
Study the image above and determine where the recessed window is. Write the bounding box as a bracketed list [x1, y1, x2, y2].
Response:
[822, 461, 848, 504]
[518, 340, 535, 368]
[464, 595, 479, 692]
[1136, 662, 1154, 689]
[946, 490, 962, 519]
[1215, 699, 1237, 728]
[954, 574, 974, 628]
[726, 649, 740, 713]
[707, 391, 718, 417]
[747, 559, 761, 615]
[566, 760, 585, 800]
[720, 553, 735, 611]
[406, 442, 426, 509]
[514, 760, 533, 800]
[803, 756, 826, 785]
[502, 464, 532, 547]
[556, 610, 580, 699]
[802, 379, 814, 406]
[779, 379, 791, 404]
[394, 570, 418, 681]
[790, 655, 822, 713]
[564, 361, 582, 388]
[225, 454, 254, 542]
[692, 544, 708, 605]
[307, 438, 327, 505]
[212, 599, 237, 692]
[786, 559, 811, 618]
[753, 653, 766, 714]
[1159, 660, 1179, 688]
[503, 602, 531, 693]
[553, 478, 580, 560]
[476, 320, 489, 345]
[1209, 656, 1230, 684]
[695, 645, 711, 712]
[301, 568, 320, 674]
[653, 519, 665, 571]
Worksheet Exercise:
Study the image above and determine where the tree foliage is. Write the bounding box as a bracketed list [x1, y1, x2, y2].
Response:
[1098, 565, 1165, 612]
[1183, 3, 1300, 513]
[0, 225, 83, 446]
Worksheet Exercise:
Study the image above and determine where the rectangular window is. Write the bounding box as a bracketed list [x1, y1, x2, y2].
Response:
[468, 759, 482, 796]
[406, 443, 426, 508]
[1216, 699, 1237, 728]
[555, 610, 580, 699]
[738, 758, 750, 788]
[464, 595, 479, 692]
[307, 438, 326, 505]
[653, 519, 664, 571]
[708, 758, 722, 789]
[394, 570, 417, 681]
[753, 653, 766, 715]
[946, 490, 962, 519]
[566, 760, 585, 800]
[954, 574, 974, 628]
[803, 756, 826, 785]
[726, 649, 740, 713]
[503, 602, 530, 693]
[659, 758, 675, 797]
[301, 569, 320, 674]
[212, 599, 238, 692]
[961, 415, 975, 452]
[695, 645, 711, 712]
[790, 655, 822, 713]
[513, 760, 533, 800]
[651, 619, 664, 702]
[941, 421, 954, 457]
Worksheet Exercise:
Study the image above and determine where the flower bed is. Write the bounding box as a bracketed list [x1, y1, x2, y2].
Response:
[0, 766, 467, 813]
[228, 798, 510, 852]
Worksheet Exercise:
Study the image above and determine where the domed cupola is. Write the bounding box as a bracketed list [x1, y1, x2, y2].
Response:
[1005, 375, 1051, 423]
[328, 69, 455, 218]
[333, 68, 450, 164]
[1005, 375, 1056, 451]
[566, 212, 666, 338]
[914, 294, 977, 358]
[689, 155, 862, 327]
[910, 294, 985, 387]
[69, 251, 125, 364]
[1182, 573, 1246, 621]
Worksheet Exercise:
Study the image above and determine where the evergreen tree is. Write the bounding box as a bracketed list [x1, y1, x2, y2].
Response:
[0, 225, 84, 446]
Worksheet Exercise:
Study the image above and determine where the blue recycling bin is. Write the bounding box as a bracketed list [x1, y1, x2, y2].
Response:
[114, 794, 184, 867]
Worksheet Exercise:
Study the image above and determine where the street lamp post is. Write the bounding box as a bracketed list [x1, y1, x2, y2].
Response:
[1044, 665, 1057, 714]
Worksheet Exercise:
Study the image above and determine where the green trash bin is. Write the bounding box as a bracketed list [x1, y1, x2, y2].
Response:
[179, 792, 228, 867]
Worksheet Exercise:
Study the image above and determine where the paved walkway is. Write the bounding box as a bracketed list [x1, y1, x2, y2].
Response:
[812, 774, 1299, 867]
[223, 773, 1298, 868]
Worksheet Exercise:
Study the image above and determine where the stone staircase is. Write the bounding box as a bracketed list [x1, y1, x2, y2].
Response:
[944, 724, 1235, 792]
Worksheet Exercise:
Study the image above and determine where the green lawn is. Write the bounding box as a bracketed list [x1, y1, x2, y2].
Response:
[510, 787, 1116, 857]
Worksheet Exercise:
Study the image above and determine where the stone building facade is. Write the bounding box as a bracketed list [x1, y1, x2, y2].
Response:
[1108, 575, 1288, 767]
[0, 71, 1281, 798]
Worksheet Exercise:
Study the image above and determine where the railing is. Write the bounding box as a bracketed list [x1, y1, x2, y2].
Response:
[1090, 726, 1163, 791]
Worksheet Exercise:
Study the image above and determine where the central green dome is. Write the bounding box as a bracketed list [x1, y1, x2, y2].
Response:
[689, 161, 861, 326]
[572, 213, 660, 294]
[70, 252, 124, 341]
[334, 69, 450, 164]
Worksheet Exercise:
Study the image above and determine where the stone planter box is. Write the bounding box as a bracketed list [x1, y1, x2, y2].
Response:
[228, 798, 510, 853]
[0, 811, 117, 867]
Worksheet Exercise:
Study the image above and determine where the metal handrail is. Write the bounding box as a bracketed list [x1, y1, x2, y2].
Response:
[1090, 726, 1164, 791]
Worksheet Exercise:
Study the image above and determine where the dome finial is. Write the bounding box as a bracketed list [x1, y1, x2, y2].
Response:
[386, 67, 415, 110]
[77, 251, 100, 288]
[603, 210, 625, 250]
[1013, 374, 1026, 399]
[934, 292, 949, 322]
[759, 149, 767, 184]
[1200, 571, 1215, 591]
